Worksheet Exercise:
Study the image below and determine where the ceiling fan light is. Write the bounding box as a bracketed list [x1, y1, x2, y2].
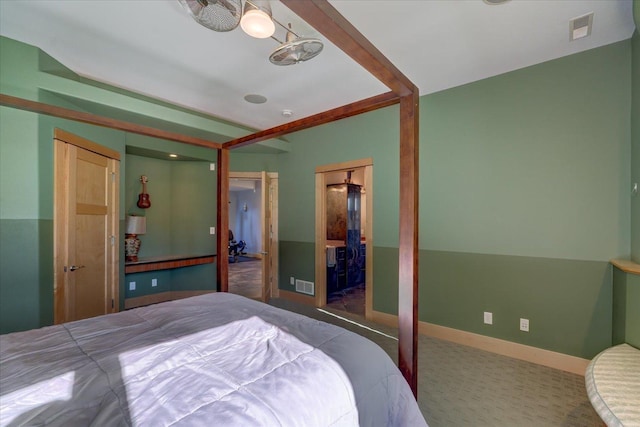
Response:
[240, 3, 275, 38]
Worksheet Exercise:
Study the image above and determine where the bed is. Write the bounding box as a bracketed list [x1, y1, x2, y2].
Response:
[0, 293, 427, 426]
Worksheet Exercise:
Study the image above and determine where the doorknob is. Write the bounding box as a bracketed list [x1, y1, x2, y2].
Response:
[69, 265, 85, 271]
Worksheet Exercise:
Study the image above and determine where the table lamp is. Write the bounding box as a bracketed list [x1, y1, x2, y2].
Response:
[125, 215, 146, 262]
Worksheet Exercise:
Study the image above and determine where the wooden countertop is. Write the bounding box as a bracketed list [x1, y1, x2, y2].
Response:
[610, 259, 640, 275]
[125, 254, 216, 274]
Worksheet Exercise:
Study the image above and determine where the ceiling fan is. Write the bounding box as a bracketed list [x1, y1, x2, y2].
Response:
[178, 0, 323, 65]
[269, 25, 323, 66]
[178, 0, 242, 32]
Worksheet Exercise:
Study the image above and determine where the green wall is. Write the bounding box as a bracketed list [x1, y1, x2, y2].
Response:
[123, 153, 217, 299]
[1, 30, 637, 361]
[276, 40, 631, 359]
[0, 37, 230, 333]
[632, 1, 640, 262]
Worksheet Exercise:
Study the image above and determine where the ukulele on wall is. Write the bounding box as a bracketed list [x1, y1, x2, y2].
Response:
[137, 175, 151, 209]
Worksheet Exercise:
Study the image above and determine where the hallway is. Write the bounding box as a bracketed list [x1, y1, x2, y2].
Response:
[228, 256, 262, 300]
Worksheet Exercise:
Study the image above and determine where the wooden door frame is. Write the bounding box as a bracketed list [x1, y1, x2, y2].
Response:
[315, 158, 373, 319]
[228, 171, 279, 299]
[53, 128, 120, 324]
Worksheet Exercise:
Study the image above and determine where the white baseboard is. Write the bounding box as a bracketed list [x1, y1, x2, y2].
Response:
[370, 310, 589, 376]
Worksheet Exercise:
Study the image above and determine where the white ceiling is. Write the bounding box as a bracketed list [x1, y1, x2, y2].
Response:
[0, 0, 635, 135]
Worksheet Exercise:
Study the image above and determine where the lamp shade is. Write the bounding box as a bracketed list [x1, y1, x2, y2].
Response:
[240, 1, 275, 38]
[126, 215, 146, 235]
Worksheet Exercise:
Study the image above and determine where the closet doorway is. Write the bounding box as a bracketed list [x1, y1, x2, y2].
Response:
[228, 171, 278, 302]
[315, 158, 373, 320]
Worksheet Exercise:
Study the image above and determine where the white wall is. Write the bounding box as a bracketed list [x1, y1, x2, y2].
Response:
[233, 181, 262, 254]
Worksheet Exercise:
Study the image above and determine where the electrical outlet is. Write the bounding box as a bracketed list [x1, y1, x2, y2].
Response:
[210, 163, 215, 171]
[152, 278, 157, 287]
[210, 227, 215, 235]
[290, 276, 295, 285]
[129, 281, 136, 291]
[483, 311, 493, 325]
[520, 318, 529, 332]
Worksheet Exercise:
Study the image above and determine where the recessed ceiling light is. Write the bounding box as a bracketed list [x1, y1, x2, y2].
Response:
[483, 0, 510, 4]
[282, 109, 293, 117]
[169, 154, 178, 158]
[244, 94, 267, 104]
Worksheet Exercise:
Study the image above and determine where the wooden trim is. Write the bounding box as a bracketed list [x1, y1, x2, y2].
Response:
[364, 165, 373, 320]
[76, 203, 108, 215]
[611, 259, 640, 275]
[370, 310, 589, 376]
[314, 172, 327, 308]
[270, 176, 280, 299]
[281, 1, 416, 96]
[397, 92, 420, 396]
[124, 290, 215, 310]
[1, 93, 222, 149]
[228, 171, 280, 300]
[55, 128, 120, 160]
[314, 159, 374, 319]
[230, 171, 278, 179]
[315, 157, 373, 174]
[108, 158, 120, 313]
[217, 148, 230, 292]
[224, 92, 398, 150]
[278, 289, 317, 307]
[53, 140, 69, 325]
[124, 254, 216, 274]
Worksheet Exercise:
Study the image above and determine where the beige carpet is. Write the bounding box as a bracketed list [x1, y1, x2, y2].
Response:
[269, 297, 602, 427]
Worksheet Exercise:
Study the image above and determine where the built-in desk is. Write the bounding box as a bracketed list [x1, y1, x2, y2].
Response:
[124, 254, 217, 309]
[125, 254, 216, 274]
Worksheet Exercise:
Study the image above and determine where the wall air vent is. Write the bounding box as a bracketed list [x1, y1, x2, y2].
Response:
[295, 279, 314, 296]
[570, 12, 594, 41]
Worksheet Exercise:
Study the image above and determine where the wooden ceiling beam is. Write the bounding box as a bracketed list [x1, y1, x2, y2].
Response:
[283, 0, 421, 398]
[281, 0, 417, 97]
[0, 93, 222, 150]
[224, 91, 399, 150]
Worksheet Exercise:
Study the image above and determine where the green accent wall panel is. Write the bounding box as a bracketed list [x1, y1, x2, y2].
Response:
[126, 155, 173, 257]
[420, 41, 631, 261]
[278, 241, 315, 292]
[626, 274, 640, 348]
[369, 247, 611, 359]
[613, 267, 640, 349]
[612, 267, 628, 345]
[38, 219, 54, 327]
[171, 264, 217, 292]
[230, 153, 281, 172]
[124, 270, 172, 299]
[0, 220, 43, 333]
[275, 107, 400, 246]
[0, 37, 39, 100]
[170, 161, 216, 256]
[420, 250, 611, 359]
[0, 107, 40, 219]
[372, 246, 400, 315]
[631, 23, 640, 262]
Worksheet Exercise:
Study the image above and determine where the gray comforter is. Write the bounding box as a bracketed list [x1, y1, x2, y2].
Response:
[1, 293, 426, 426]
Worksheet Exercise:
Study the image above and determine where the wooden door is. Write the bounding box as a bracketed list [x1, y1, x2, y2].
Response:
[261, 171, 272, 303]
[54, 129, 119, 324]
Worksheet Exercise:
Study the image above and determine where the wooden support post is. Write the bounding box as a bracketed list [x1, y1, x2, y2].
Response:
[398, 92, 420, 397]
[216, 148, 230, 292]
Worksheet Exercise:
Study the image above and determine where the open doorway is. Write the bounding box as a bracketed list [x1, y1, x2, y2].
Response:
[228, 171, 278, 303]
[315, 158, 373, 320]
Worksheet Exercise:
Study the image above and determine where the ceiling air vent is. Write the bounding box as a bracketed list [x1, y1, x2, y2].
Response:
[570, 12, 594, 41]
